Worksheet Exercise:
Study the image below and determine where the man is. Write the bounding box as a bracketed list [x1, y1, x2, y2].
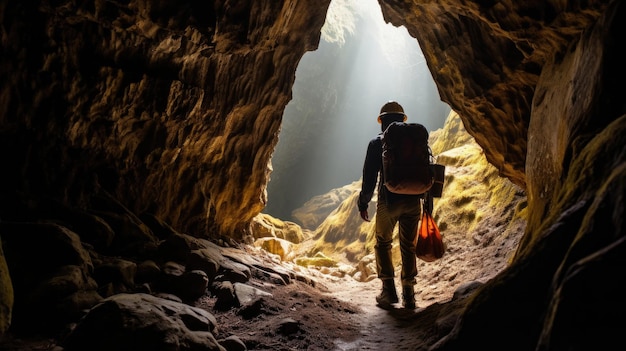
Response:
[357, 100, 422, 309]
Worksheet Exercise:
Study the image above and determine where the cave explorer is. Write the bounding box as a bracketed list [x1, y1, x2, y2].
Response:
[357, 100, 422, 310]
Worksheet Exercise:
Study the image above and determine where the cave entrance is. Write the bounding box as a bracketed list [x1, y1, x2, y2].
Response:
[265, 0, 451, 222]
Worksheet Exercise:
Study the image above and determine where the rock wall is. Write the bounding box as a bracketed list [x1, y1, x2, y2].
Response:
[381, 0, 611, 188]
[0, 0, 330, 239]
[387, 2, 624, 350]
[1, 0, 611, 243]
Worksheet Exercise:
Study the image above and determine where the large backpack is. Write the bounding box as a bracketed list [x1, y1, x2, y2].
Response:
[382, 121, 434, 195]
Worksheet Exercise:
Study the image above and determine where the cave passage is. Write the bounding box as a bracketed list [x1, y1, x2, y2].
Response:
[265, 0, 451, 221]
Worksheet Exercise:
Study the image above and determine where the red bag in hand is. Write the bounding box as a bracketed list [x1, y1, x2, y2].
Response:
[416, 209, 445, 262]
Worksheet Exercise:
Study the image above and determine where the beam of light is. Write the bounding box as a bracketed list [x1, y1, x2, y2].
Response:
[265, 0, 451, 221]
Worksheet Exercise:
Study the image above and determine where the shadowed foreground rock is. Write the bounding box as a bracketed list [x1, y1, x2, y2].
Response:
[63, 293, 222, 351]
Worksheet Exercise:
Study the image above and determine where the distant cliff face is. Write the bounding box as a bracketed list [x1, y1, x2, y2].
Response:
[1, 1, 625, 349]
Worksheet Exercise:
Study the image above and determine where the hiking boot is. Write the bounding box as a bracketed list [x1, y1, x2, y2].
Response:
[376, 280, 398, 308]
[402, 285, 416, 309]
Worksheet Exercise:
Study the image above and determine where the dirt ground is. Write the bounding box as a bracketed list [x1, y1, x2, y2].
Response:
[196, 261, 471, 351]
[195, 206, 524, 351]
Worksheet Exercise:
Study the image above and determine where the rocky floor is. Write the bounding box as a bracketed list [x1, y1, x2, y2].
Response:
[196, 260, 475, 351]
[0, 209, 521, 351]
[0, 258, 487, 351]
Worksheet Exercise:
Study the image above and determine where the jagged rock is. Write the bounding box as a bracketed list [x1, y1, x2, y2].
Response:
[154, 265, 209, 302]
[186, 239, 252, 283]
[429, 110, 476, 156]
[29, 265, 102, 330]
[89, 200, 160, 260]
[62, 293, 223, 351]
[178, 270, 209, 301]
[291, 182, 359, 230]
[218, 335, 247, 351]
[135, 259, 161, 285]
[254, 237, 293, 261]
[250, 267, 288, 286]
[162, 261, 185, 276]
[218, 247, 294, 285]
[187, 249, 220, 281]
[237, 298, 267, 320]
[353, 254, 377, 283]
[214, 268, 249, 285]
[277, 317, 301, 335]
[213, 281, 236, 312]
[294, 252, 337, 268]
[62, 211, 116, 251]
[233, 283, 273, 307]
[251, 214, 306, 243]
[158, 234, 192, 264]
[1, 222, 97, 332]
[92, 256, 137, 296]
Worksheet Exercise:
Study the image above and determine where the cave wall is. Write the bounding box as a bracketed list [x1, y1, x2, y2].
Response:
[377, 0, 616, 250]
[0, 0, 329, 239]
[380, 1, 624, 350]
[3, 0, 610, 246]
[380, 0, 611, 190]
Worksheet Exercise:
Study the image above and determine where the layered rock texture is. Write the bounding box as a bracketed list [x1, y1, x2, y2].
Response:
[1, 0, 624, 350]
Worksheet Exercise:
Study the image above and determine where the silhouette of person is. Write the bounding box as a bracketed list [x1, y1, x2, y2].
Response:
[357, 100, 423, 309]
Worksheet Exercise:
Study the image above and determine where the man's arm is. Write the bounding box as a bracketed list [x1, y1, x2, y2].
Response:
[358, 137, 382, 220]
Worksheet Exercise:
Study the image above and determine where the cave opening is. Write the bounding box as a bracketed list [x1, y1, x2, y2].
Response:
[264, 0, 451, 222]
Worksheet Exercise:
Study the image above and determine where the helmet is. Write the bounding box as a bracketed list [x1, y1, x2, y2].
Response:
[377, 101, 407, 123]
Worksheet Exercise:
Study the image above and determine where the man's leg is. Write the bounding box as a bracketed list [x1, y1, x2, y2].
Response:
[398, 200, 422, 309]
[374, 201, 398, 307]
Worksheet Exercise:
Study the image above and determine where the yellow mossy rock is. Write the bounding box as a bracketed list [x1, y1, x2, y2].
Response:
[294, 252, 337, 268]
[254, 237, 294, 260]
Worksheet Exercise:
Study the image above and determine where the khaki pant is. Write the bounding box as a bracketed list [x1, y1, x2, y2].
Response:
[374, 195, 422, 286]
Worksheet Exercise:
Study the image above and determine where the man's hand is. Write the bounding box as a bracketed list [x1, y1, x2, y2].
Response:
[359, 210, 370, 222]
